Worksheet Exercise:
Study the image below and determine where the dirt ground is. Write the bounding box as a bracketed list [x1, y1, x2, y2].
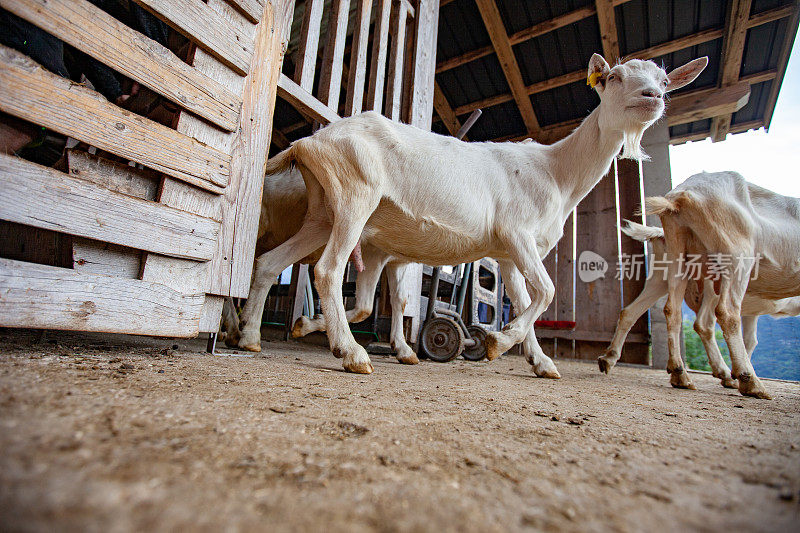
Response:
[0, 329, 798, 532]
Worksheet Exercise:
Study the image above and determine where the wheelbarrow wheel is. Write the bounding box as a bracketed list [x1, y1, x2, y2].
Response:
[420, 317, 464, 362]
[462, 325, 488, 361]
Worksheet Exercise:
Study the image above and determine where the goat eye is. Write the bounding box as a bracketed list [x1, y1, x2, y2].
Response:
[608, 74, 616, 81]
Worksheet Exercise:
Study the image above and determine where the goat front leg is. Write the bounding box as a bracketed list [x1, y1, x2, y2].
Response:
[693, 281, 736, 388]
[291, 245, 389, 338]
[386, 261, 418, 364]
[716, 258, 770, 399]
[599, 274, 667, 374]
[492, 247, 558, 378]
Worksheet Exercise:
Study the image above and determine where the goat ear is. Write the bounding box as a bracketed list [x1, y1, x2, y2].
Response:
[588, 53, 610, 90]
[666, 57, 708, 92]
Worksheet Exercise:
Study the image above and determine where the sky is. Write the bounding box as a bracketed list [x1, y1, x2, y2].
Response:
[669, 32, 800, 197]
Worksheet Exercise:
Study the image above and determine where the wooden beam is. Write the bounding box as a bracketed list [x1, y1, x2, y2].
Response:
[669, 119, 764, 145]
[667, 82, 751, 126]
[365, 0, 393, 112]
[475, 0, 540, 133]
[0, 258, 204, 336]
[763, 2, 800, 130]
[436, 5, 598, 73]
[711, 0, 752, 142]
[293, 0, 324, 92]
[223, 0, 264, 23]
[433, 81, 463, 137]
[746, 4, 797, 27]
[344, 0, 373, 116]
[317, 0, 350, 110]
[595, 0, 620, 61]
[0, 44, 230, 193]
[0, 154, 219, 261]
[277, 73, 340, 125]
[131, 0, 256, 75]
[384, 0, 409, 121]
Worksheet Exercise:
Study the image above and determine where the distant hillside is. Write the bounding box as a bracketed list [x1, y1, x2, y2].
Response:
[682, 304, 800, 381]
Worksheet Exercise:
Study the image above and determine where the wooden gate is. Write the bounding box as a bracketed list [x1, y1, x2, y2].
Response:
[0, 0, 440, 339]
[0, 0, 295, 337]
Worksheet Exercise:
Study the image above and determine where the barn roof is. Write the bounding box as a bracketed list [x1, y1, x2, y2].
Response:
[432, 0, 799, 145]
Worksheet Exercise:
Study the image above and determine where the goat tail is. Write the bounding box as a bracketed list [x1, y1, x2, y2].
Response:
[621, 220, 664, 242]
[264, 145, 296, 175]
[644, 196, 679, 216]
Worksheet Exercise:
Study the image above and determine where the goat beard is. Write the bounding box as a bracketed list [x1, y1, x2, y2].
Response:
[349, 240, 364, 272]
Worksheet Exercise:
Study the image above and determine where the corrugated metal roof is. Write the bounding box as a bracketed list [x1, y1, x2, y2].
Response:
[434, 0, 798, 143]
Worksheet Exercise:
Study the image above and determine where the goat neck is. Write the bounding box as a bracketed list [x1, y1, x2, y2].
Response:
[547, 107, 625, 214]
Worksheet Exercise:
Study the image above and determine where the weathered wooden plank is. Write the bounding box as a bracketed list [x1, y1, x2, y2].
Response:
[141, 254, 211, 294]
[67, 150, 159, 201]
[0, 154, 220, 261]
[317, 0, 350, 110]
[384, 0, 409, 121]
[365, 0, 392, 112]
[537, 329, 648, 344]
[0, 258, 203, 337]
[131, 0, 255, 75]
[199, 295, 225, 332]
[278, 73, 340, 125]
[2, 0, 242, 131]
[344, 0, 373, 116]
[293, 0, 324, 92]
[0, 45, 230, 193]
[73, 239, 142, 278]
[224, 0, 264, 23]
[555, 212, 575, 359]
[228, 0, 297, 297]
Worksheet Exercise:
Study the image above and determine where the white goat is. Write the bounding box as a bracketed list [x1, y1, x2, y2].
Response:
[237, 53, 708, 375]
[646, 171, 800, 398]
[598, 220, 800, 388]
[224, 168, 419, 364]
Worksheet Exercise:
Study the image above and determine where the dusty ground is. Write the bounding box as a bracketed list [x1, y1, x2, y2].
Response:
[0, 329, 798, 532]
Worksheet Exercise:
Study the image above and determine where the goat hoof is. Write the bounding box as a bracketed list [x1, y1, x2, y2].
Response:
[291, 316, 310, 338]
[239, 342, 262, 352]
[344, 360, 374, 374]
[669, 370, 696, 390]
[485, 332, 513, 361]
[536, 369, 561, 379]
[224, 331, 241, 348]
[597, 353, 616, 374]
[737, 374, 771, 399]
[396, 352, 419, 365]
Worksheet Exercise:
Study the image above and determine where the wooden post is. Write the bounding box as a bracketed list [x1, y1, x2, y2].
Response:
[574, 165, 621, 359]
[641, 122, 673, 368]
[556, 211, 574, 359]
[617, 158, 649, 364]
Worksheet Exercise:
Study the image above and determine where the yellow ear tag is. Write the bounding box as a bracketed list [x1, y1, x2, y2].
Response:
[587, 72, 602, 88]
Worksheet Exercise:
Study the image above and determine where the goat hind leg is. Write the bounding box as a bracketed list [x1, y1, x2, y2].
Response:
[599, 275, 666, 374]
[221, 297, 241, 347]
[386, 262, 418, 364]
[693, 283, 735, 388]
[314, 200, 378, 374]
[291, 245, 388, 338]
[237, 219, 331, 351]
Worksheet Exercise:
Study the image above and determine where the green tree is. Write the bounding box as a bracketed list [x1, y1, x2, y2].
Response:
[683, 319, 731, 371]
